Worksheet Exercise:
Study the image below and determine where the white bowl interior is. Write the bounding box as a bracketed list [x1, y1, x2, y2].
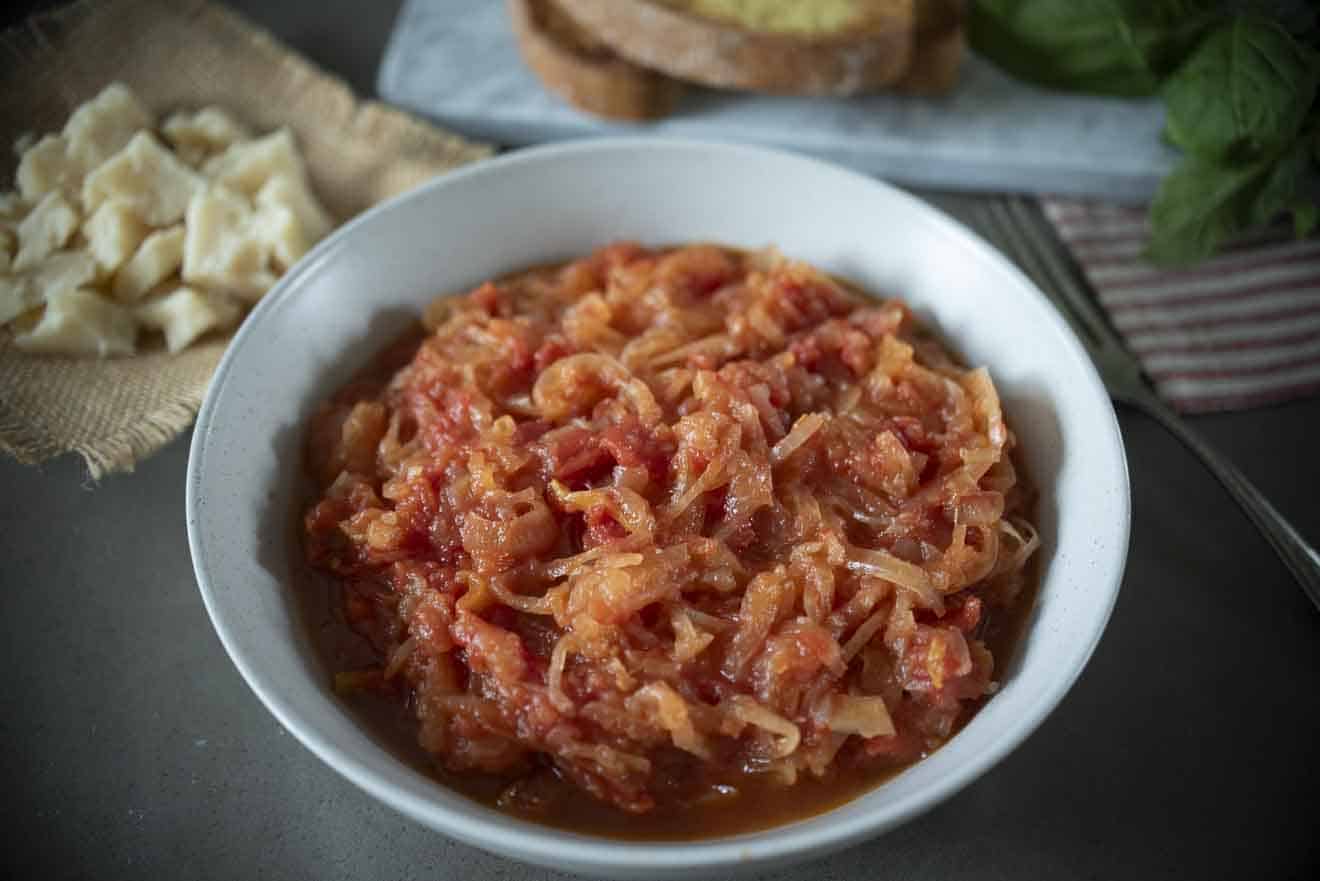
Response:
[187, 140, 1128, 880]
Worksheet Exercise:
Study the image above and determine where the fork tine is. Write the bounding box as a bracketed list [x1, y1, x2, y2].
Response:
[970, 201, 1030, 271]
[1004, 197, 1130, 352]
[979, 198, 1104, 350]
[983, 199, 1050, 285]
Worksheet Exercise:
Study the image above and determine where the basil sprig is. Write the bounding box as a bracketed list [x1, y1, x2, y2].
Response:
[971, 1, 1320, 264]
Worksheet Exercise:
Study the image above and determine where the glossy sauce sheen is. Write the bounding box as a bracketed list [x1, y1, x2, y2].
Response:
[301, 243, 1040, 838]
[307, 555, 1036, 839]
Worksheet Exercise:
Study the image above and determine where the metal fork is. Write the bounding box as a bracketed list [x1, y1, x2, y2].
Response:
[976, 195, 1320, 612]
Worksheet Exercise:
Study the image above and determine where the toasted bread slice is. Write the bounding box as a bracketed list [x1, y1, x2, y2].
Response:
[554, 0, 915, 96]
[895, 0, 964, 96]
[509, 0, 685, 120]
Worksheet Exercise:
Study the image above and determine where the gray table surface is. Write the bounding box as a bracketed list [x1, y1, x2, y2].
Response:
[3, 2, 1318, 879]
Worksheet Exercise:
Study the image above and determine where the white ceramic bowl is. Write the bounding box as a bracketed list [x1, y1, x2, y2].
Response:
[187, 139, 1129, 880]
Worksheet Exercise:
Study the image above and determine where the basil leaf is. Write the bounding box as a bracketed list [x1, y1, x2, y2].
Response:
[1162, 17, 1320, 159]
[1296, 202, 1318, 238]
[1146, 153, 1273, 264]
[1250, 139, 1316, 230]
[1140, 3, 1227, 79]
[1243, 0, 1318, 40]
[970, 0, 1218, 96]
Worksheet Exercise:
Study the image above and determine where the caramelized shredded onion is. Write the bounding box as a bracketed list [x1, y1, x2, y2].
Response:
[303, 243, 1039, 817]
[725, 695, 801, 758]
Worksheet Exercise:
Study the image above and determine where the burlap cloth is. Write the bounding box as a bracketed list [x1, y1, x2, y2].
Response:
[0, 0, 492, 478]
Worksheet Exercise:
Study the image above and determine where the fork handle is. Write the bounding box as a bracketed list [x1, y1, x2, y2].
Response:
[1121, 391, 1320, 612]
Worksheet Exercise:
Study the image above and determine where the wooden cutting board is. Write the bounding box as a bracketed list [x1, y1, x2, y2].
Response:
[378, 0, 1176, 201]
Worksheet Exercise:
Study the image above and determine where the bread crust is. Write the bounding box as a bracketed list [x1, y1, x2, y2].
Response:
[509, 0, 684, 120]
[553, 0, 915, 96]
[895, 0, 964, 96]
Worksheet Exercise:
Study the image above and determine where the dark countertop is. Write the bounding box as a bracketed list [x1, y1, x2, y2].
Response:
[2, 2, 1318, 879]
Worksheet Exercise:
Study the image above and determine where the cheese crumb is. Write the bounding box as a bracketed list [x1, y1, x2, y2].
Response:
[135, 285, 242, 352]
[254, 174, 332, 269]
[82, 131, 203, 226]
[13, 191, 79, 271]
[0, 251, 100, 324]
[203, 129, 306, 197]
[64, 82, 153, 172]
[16, 135, 83, 203]
[84, 200, 149, 274]
[112, 226, 185, 302]
[162, 107, 253, 167]
[182, 184, 276, 301]
[14, 287, 137, 357]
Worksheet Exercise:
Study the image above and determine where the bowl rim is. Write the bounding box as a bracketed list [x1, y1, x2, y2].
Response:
[187, 136, 1130, 874]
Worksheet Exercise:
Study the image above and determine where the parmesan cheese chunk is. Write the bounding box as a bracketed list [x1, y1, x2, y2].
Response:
[112, 225, 185, 302]
[162, 107, 253, 166]
[250, 199, 304, 272]
[182, 185, 275, 301]
[203, 129, 305, 196]
[84, 200, 149, 274]
[34, 250, 99, 295]
[254, 174, 332, 269]
[82, 131, 203, 226]
[0, 251, 100, 324]
[16, 135, 82, 203]
[135, 285, 241, 352]
[2, 86, 333, 356]
[63, 82, 153, 172]
[14, 286, 137, 357]
[13, 191, 79, 271]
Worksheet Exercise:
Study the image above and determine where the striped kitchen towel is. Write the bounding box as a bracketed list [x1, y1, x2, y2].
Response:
[1040, 198, 1320, 413]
